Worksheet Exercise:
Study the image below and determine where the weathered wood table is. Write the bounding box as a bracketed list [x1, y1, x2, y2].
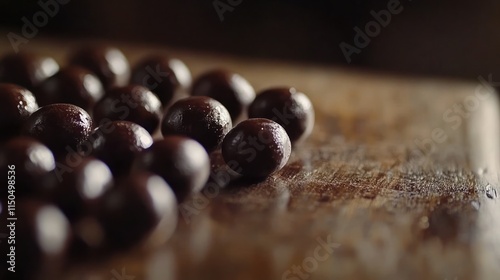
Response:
[2, 39, 500, 280]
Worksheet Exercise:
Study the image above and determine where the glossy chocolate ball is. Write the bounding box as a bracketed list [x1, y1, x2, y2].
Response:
[0, 83, 38, 141]
[131, 55, 191, 106]
[48, 157, 113, 223]
[191, 69, 255, 121]
[68, 46, 130, 89]
[134, 136, 210, 202]
[249, 87, 314, 143]
[13, 200, 71, 279]
[35, 66, 104, 110]
[161, 96, 232, 152]
[93, 85, 162, 134]
[23, 104, 93, 157]
[0, 137, 55, 197]
[98, 172, 177, 250]
[90, 121, 153, 176]
[222, 118, 291, 178]
[0, 52, 59, 90]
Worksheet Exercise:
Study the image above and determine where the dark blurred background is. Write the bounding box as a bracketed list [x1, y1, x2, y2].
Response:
[0, 0, 499, 79]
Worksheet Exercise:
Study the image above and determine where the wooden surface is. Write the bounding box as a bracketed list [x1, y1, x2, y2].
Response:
[2, 40, 500, 280]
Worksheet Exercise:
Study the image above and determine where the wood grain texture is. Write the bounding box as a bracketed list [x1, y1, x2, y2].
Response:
[2, 39, 500, 280]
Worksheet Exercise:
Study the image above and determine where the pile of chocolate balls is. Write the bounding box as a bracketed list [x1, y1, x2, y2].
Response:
[0, 46, 314, 279]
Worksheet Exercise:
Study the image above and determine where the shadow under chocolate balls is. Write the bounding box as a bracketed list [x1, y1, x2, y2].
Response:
[222, 118, 291, 178]
[93, 85, 162, 134]
[134, 136, 210, 202]
[23, 103, 93, 157]
[161, 96, 232, 152]
[0, 83, 39, 141]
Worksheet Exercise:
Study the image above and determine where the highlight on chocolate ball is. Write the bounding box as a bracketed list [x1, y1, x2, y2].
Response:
[1, 1, 497, 279]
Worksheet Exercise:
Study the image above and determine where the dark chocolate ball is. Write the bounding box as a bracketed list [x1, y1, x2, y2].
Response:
[0, 83, 39, 141]
[23, 103, 93, 157]
[35, 66, 104, 110]
[10, 200, 71, 279]
[68, 46, 130, 89]
[0, 52, 59, 90]
[161, 96, 232, 152]
[130, 55, 191, 106]
[90, 121, 153, 176]
[0, 137, 55, 197]
[134, 136, 210, 202]
[222, 118, 291, 178]
[191, 69, 255, 121]
[47, 157, 113, 223]
[248, 87, 314, 143]
[93, 85, 162, 134]
[98, 172, 177, 250]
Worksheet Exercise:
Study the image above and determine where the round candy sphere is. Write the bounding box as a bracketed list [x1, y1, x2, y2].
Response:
[191, 69, 255, 121]
[0, 137, 55, 197]
[35, 66, 104, 111]
[248, 87, 314, 143]
[48, 157, 113, 223]
[0, 83, 39, 141]
[0, 52, 59, 90]
[68, 46, 130, 89]
[222, 118, 291, 178]
[93, 85, 162, 134]
[131, 55, 191, 106]
[90, 121, 153, 176]
[134, 136, 210, 202]
[11, 200, 71, 280]
[161, 96, 232, 152]
[23, 103, 93, 157]
[98, 172, 178, 250]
